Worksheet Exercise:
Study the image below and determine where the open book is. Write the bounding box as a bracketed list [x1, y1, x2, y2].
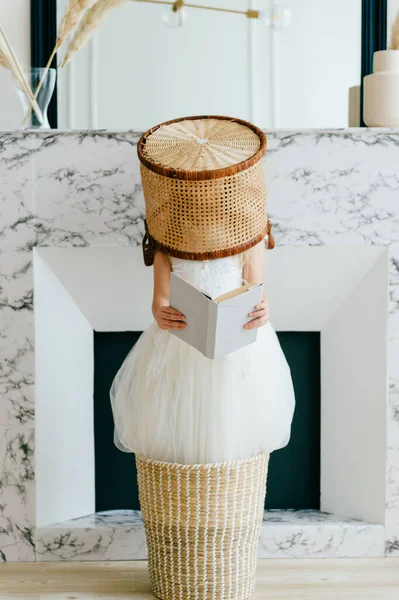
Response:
[169, 271, 264, 359]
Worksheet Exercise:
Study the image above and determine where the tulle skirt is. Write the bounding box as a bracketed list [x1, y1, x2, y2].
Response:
[110, 319, 295, 465]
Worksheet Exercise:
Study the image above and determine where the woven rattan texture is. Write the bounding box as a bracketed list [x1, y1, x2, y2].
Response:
[140, 160, 268, 260]
[142, 118, 261, 172]
[136, 453, 269, 600]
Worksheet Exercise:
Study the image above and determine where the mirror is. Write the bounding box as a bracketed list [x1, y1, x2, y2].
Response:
[54, 0, 362, 130]
[14, 0, 385, 131]
[52, 0, 362, 130]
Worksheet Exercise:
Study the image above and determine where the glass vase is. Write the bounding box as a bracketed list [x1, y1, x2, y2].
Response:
[12, 67, 56, 129]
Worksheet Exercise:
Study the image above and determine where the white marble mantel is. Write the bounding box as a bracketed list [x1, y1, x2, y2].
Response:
[1, 128, 399, 562]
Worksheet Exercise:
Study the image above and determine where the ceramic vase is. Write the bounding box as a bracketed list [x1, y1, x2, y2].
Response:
[364, 50, 399, 127]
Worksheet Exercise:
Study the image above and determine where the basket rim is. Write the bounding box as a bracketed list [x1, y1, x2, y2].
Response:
[135, 451, 268, 471]
[137, 114, 267, 181]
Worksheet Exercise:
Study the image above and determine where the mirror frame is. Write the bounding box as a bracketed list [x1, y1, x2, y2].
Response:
[360, 0, 387, 125]
[30, 0, 58, 128]
[31, 0, 387, 129]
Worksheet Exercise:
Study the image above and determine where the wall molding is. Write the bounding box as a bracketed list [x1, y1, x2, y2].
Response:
[247, 0, 257, 123]
[89, 37, 98, 129]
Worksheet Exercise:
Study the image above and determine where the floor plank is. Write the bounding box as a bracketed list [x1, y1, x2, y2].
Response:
[0, 558, 398, 599]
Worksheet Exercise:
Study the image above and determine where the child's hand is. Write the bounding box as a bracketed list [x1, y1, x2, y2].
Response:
[154, 305, 187, 330]
[244, 299, 269, 329]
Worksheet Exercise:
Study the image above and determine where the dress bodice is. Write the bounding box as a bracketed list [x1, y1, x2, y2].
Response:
[169, 253, 245, 298]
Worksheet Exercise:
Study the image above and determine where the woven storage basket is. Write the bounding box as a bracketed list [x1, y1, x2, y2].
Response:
[137, 115, 270, 264]
[136, 452, 269, 600]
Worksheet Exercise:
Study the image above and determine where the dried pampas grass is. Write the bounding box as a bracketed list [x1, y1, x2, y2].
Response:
[58, 0, 99, 46]
[23, 0, 129, 124]
[0, 25, 44, 124]
[0, 26, 22, 77]
[22, 0, 99, 126]
[0, 48, 9, 69]
[62, 0, 128, 67]
[389, 10, 399, 50]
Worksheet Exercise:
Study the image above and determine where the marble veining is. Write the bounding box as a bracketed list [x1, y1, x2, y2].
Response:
[35, 509, 384, 561]
[0, 128, 398, 561]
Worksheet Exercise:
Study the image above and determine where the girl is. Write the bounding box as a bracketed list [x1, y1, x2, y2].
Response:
[110, 237, 295, 465]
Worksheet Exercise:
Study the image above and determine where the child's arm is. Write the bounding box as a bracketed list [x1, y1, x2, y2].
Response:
[242, 241, 269, 329]
[152, 251, 187, 330]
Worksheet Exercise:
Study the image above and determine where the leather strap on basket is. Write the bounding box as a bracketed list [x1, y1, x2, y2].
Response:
[142, 219, 156, 266]
[267, 220, 275, 249]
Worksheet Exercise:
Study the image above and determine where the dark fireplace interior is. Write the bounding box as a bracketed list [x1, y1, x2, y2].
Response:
[94, 331, 320, 512]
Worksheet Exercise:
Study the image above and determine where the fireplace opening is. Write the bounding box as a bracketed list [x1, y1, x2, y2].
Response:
[93, 331, 321, 512]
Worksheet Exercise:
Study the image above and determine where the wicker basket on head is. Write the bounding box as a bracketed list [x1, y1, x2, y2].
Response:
[137, 115, 273, 266]
[136, 452, 269, 600]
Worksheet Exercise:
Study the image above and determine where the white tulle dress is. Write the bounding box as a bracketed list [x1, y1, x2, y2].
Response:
[110, 248, 295, 465]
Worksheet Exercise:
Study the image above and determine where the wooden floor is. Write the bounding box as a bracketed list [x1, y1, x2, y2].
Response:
[0, 558, 398, 599]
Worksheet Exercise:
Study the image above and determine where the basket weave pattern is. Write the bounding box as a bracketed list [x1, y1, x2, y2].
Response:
[141, 117, 263, 173]
[140, 160, 267, 260]
[138, 115, 268, 262]
[136, 452, 269, 600]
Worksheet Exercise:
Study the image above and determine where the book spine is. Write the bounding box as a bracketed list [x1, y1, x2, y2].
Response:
[205, 302, 218, 359]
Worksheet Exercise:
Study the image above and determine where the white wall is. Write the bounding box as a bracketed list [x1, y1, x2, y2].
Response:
[277, 0, 361, 128]
[0, 1, 31, 129]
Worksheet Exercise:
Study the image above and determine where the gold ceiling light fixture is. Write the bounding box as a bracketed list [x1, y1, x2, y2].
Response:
[133, 0, 291, 29]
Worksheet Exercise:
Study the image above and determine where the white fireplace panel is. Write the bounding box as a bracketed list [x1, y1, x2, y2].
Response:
[36, 247, 153, 332]
[321, 250, 388, 524]
[34, 250, 95, 527]
[265, 246, 385, 331]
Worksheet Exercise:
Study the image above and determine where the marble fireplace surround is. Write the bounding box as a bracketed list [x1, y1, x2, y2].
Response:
[1, 128, 398, 562]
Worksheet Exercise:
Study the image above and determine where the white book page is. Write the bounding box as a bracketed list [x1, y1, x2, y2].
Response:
[213, 284, 263, 357]
[169, 272, 210, 355]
